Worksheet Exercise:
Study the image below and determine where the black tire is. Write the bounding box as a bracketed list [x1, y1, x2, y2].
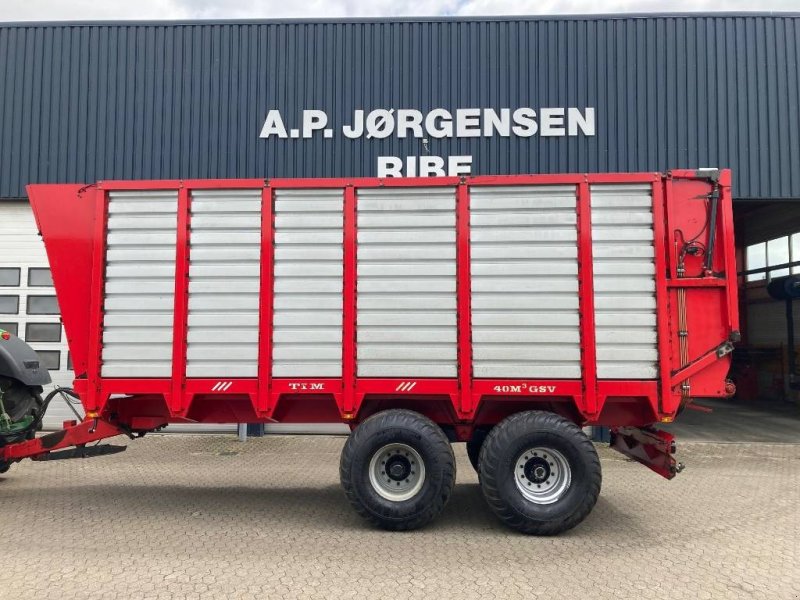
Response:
[340, 409, 456, 531]
[0, 462, 9, 475]
[479, 411, 601, 535]
[466, 427, 490, 474]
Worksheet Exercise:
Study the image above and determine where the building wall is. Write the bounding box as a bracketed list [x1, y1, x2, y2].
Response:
[0, 14, 799, 200]
[0, 200, 78, 427]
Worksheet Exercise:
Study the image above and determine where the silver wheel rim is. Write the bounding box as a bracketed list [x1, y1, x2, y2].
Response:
[514, 447, 571, 504]
[368, 443, 426, 502]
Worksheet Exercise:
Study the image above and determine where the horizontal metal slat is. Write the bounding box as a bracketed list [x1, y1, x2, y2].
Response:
[275, 214, 343, 229]
[358, 214, 455, 229]
[472, 312, 579, 328]
[358, 246, 456, 261]
[474, 364, 581, 378]
[471, 261, 577, 276]
[186, 345, 258, 361]
[104, 295, 174, 311]
[357, 364, 456, 378]
[470, 212, 576, 227]
[103, 328, 174, 344]
[187, 329, 258, 344]
[472, 278, 577, 293]
[103, 344, 173, 361]
[105, 313, 174, 327]
[272, 328, 342, 344]
[470, 245, 577, 260]
[357, 295, 456, 311]
[188, 313, 259, 328]
[273, 294, 342, 310]
[106, 263, 175, 279]
[274, 199, 344, 213]
[470, 294, 579, 311]
[106, 246, 176, 262]
[358, 230, 455, 244]
[472, 329, 580, 344]
[357, 328, 456, 343]
[105, 279, 174, 294]
[102, 364, 172, 378]
[594, 277, 656, 292]
[186, 364, 257, 378]
[471, 228, 577, 243]
[272, 364, 343, 378]
[597, 364, 658, 379]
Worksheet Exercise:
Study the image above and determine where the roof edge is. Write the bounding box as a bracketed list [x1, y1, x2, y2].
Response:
[1, 11, 800, 28]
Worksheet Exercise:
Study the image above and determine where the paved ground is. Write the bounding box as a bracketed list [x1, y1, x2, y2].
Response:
[1, 435, 798, 600]
[664, 398, 800, 443]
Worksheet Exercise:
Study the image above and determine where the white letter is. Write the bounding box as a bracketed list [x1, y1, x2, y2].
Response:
[512, 108, 538, 137]
[483, 109, 510, 137]
[540, 108, 566, 136]
[425, 109, 453, 138]
[259, 110, 288, 138]
[456, 108, 481, 137]
[448, 155, 473, 176]
[420, 156, 446, 177]
[343, 110, 364, 138]
[396, 110, 424, 138]
[405, 156, 417, 177]
[366, 109, 395, 139]
[378, 156, 403, 177]
[302, 110, 328, 138]
[568, 107, 595, 136]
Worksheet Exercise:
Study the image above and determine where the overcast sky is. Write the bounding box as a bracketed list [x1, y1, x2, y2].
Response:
[0, 0, 798, 21]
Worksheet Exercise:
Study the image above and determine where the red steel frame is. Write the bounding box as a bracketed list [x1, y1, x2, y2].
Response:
[23, 172, 739, 444]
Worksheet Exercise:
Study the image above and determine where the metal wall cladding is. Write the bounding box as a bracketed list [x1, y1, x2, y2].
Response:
[186, 189, 261, 377]
[272, 189, 344, 377]
[591, 184, 658, 379]
[470, 185, 581, 379]
[356, 187, 457, 378]
[102, 190, 178, 377]
[2, 15, 800, 200]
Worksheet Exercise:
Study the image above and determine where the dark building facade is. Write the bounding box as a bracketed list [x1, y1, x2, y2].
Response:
[0, 14, 799, 200]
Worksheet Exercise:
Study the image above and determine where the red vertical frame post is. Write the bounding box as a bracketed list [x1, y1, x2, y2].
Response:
[576, 180, 598, 417]
[651, 178, 672, 416]
[257, 183, 275, 416]
[718, 170, 740, 335]
[170, 185, 191, 416]
[456, 181, 473, 417]
[341, 185, 357, 416]
[85, 186, 109, 413]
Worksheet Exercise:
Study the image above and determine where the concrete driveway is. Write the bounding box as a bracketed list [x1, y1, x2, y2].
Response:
[1, 435, 798, 599]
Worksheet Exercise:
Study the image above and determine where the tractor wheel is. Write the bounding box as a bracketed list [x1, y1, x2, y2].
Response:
[479, 410, 601, 535]
[340, 409, 456, 531]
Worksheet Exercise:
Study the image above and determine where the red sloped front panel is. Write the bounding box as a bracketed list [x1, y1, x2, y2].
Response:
[26, 184, 97, 378]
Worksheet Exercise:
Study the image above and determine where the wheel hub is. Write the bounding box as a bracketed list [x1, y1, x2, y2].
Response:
[514, 447, 572, 505]
[524, 457, 551, 483]
[368, 443, 426, 502]
[386, 456, 411, 481]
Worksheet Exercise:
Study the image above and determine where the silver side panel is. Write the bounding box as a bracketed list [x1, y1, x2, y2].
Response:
[101, 191, 178, 378]
[470, 185, 581, 379]
[186, 190, 261, 378]
[591, 184, 658, 379]
[272, 189, 344, 377]
[357, 188, 457, 378]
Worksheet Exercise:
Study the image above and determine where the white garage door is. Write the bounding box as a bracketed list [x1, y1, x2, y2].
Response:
[0, 201, 78, 429]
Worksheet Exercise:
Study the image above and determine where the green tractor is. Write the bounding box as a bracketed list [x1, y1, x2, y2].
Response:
[0, 328, 51, 473]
